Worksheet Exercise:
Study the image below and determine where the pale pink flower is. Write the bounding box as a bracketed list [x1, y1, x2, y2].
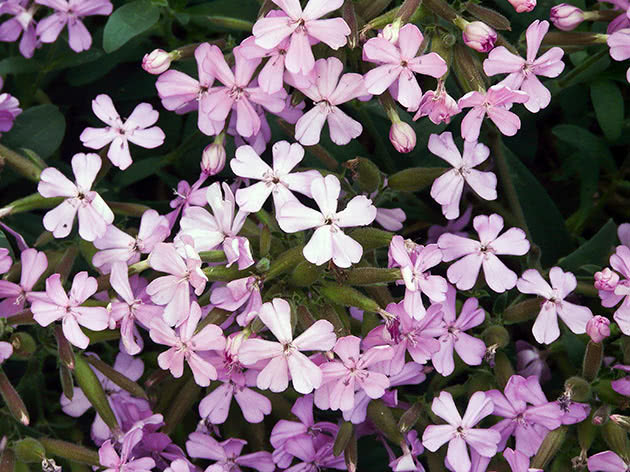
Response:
[608, 28, 630, 83]
[422, 391, 501, 472]
[516, 267, 593, 344]
[231, 141, 320, 212]
[458, 85, 529, 142]
[429, 132, 497, 220]
[504, 448, 542, 472]
[35, 0, 113, 53]
[80, 95, 165, 170]
[38, 153, 114, 241]
[438, 214, 529, 292]
[0, 0, 39, 58]
[483, 20, 565, 113]
[414, 81, 460, 125]
[93, 209, 170, 273]
[179, 182, 254, 269]
[155, 43, 225, 135]
[186, 433, 275, 472]
[462, 21, 497, 52]
[0, 77, 21, 132]
[432, 285, 486, 376]
[291, 57, 365, 146]
[588, 450, 630, 472]
[276, 174, 377, 268]
[200, 45, 287, 138]
[166, 179, 209, 228]
[375, 207, 406, 231]
[363, 24, 447, 111]
[30, 272, 109, 349]
[149, 301, 225, 386]
[0, 248, 47, 317]
[252, 0, 350, 75]
[0, 341, 12, 363]
[99, 429, 155, 472]
[238, 32, 294, 95]
[0, 248, 10, 274]
[602, 245, 630, 333]
[210, 276, 262, 327]
[146, 239, 207, 326]
[238, 298, 336, 394]
[508, 0, 536, 13]
[315, 335, 394, 412]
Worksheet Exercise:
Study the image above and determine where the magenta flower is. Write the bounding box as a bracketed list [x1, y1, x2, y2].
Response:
[210, 276, 262, 327]
[438, 214, 530, 292]
[422, 391, 501, 472]
[99, 429, 156, 472]
[277, 174, 377, 268]
[291, 57, 365, 146]
[179, 182, 254, 269]
[432, 285, 486, 376]
[35, 0, 113, 52]
[0, 248, 10, 274]
[588, 451, 630, 472]
[238, 298, 336, 394]
[38, 153, 114, 241]
[458, 85, 529, 142]
[187, 433, 275, 472]
[363, 24, 447, 111]
[483, 20, 565, 113]
[252, 0, 350, 75]
[504, 448, 542, 472]
[231, 141, 320, 212]
[201, 45, 286, 138]
[486, 375, 563, 457]
[0, 248, 47, 317]
[414, 81, 460, 125]
[315, 335, 393, 412]
[80, 95, 165, 170]
[30, 272, 109, 349]
[146, 239, 207, 326]
[516, 267, 593, 344]
[428, 132, 497, 220]
[0, 78, 22, 132]
[388, 235, 447, 318]
[156, 43, 225, 135]
[608, 28, 630, 83]
[149, 301, 225, 386]
[0, 0, 39, 58]
[0, 341, 12, 363]
[92, 209, 170, 273]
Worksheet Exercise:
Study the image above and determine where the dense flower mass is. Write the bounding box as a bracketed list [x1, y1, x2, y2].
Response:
[0, 0, 629, 471]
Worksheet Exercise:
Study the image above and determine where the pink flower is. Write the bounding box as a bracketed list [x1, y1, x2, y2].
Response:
[0, 341, 12, 364]
[432, 285, 486, 376]
[315, 335, 394, 412]
[0, 0, 39, 58]
[149, 301, 225, 386]
[414, 81, 460, 125]
[231, 141, 320, 212]
[458, 85, 529, 141]
[252, 0, 350, 75]
[179, 182, 254, 269]
[600, 0, 630, 33]
[428, 132, 497, 220]
[362, 24, 447, 111]
[0, 248, 47, 317]
[99, 429, 156, 472]
[389, 121, 417, 153]
[516, 267, 594, 344]
[462, 21, 497, 52]
[586, 315, 611, 343]
[210, 276, 262, 327]
[146, 239, 207, 326]
[30, 272, 109, 349]
[186, 433, 275, 472]
[276, 174, 377, 268]
[550, 4, 585, 30]
[608, 28, 630, 83]
[588, 450, 630, 472]
[238, 298, 336, 394]
[166, 179, 209, 228]
[438, 214, 530, 292]
[93, 210, 169, 273]
[508, 0, 536, 13]
[0, 78, 22, 132]
[483, 20, 565, 113]
[427, 205, 472, 244]
[279, 435, 346, 472]
[0, 248, 10, 274]
[201, 45, 287, 138]
[504, 448, 542, 472]
[291, 57, 365, 145]
[375, 207, 406, 231]
[80, 95, 165, 170]
[422, 391, 501, 472]
[142, 49, 172, 75]
[602, 245, 630, 333]
[35, 0, 113, 53]
[155, 43, 224, 135]
[38, 153, 114, 241]
[238, 32, 293, 95]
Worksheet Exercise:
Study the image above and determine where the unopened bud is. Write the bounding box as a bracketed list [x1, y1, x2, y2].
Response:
[201, 141, 226, 176]
[142, 49, 175, 74]
[0, 368, 29, 425]
[389, 121, 417, 153]
[333, 422, 354, 456]
[342, 1, 359, 49]
[381, 23, 400, 43]
[54, 325, 74, 369]
[367, 399, 404, 444]
[13, 438, 46, 463]
[531, 425, 567, 469]
[550, 4, 585, 31]
[586, 316, 611, 344]
[565, 376, 591, 402]
[602, 421, 630, 459]
[60, 364, 74, 400]
[461, 20, 497, 52]
[73, 354, 119, 433]
[582, 340, 604, 382]
[591, 404, 611, 427]
[594, 268, 619, 291]
[508, 0, 535, 13]
[452, 43, 487, 93]
[344, 430, 358, 472]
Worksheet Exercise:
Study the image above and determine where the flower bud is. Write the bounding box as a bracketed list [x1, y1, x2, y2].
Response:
[602, 422, 630, 459]
[595, 268, 619, 291]
[610, 414, 630, 431]
[201, 142, 226, 176]
[333, 422, 354, 456]
[0, 368, 29, 425]
[142, 49, 173, 75]
[14, 438, 46, 463]
[531, 426, 567, 469]
[583, 339, 604, 382]
[367, 399, 404, 444]
[507, 0, 536, 13]
[462, 21, 497, 52]
[586, 316, 611, 343]
[389, 122, 417, 153]
[550, 4, 585, 31]
[381, 23, 400, 42]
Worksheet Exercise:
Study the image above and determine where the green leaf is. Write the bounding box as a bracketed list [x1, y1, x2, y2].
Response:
[2, 105, 66, 160]
[559, 219, 617, 272]
[103, 0, 161, 53]
[0, 57, 41, 75]
[504, 146, 572, 265]
[590, 80, 624, 141]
